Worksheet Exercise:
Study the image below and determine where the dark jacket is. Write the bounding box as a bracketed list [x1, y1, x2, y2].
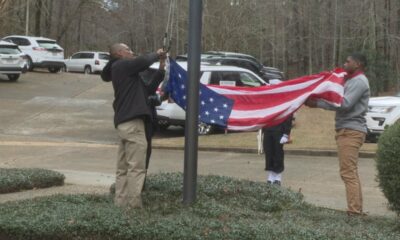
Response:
[100, 53, 164, 130]
[262, 115, 293, 135]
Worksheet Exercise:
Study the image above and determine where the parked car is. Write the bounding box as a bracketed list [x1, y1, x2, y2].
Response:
[176, 51, 284, 82]
[143, 61, 269, 134]
[65, 51, 109, 74]
[366, 91, 400, 142]
[0, 40, 27, 81]
[2, 35, 64, 73]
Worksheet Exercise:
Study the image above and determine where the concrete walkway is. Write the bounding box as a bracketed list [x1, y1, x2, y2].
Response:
[0, 138, 392, 217]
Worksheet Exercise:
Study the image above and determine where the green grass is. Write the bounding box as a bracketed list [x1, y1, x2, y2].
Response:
[0, 168, 65, 193]
[0, 173, 398, 239]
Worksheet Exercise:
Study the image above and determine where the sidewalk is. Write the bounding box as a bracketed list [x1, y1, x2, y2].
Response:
[0, 139, 392, 217]
[153, 145, 377, 158]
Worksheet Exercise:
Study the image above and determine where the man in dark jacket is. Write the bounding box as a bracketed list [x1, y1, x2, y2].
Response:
[101, 43, 166, 208]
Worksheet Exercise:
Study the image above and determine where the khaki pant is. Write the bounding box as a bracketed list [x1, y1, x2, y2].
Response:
[335, 128, 366, 214]
[115, 119, 147, 208]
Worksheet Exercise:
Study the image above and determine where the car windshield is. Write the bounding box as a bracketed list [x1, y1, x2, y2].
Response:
[209, 71, 265, 87]
[0, 46, 21, 54]
[37, 40, 59, 49]
[99, 53, 110, 60]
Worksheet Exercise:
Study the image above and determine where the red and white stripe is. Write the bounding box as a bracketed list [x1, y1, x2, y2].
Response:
[208, 69, 346, 131]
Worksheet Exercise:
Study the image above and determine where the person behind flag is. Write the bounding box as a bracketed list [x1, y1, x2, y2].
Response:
[262, 114, 293, 186]
[101, 43, 166, 209]
[305, 52, 370, 216]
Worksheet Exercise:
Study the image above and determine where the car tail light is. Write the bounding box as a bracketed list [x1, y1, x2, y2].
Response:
[33, 47, 46, 51]
[95, 60, 100, 65]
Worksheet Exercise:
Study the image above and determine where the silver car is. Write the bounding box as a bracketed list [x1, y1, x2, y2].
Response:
[65, 51, 109, 74]
[0, 40, 27, 82]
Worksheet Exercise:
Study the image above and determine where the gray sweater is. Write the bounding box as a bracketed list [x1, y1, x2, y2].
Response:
[317, 73, 370, 133]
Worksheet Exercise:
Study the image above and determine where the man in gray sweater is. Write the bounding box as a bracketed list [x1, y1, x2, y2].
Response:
[306, 53, 370, 216]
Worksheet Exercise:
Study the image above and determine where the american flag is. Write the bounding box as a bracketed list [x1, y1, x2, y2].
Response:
[166, 59, 234, 128]
[166, 59, 345, 131]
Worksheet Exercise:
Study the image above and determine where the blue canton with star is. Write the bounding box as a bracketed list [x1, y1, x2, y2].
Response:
[166, 59, 234, 127]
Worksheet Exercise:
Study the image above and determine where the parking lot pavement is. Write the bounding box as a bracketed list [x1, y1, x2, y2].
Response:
[0, 72, 393, 217]
[0, 71, 117, 143]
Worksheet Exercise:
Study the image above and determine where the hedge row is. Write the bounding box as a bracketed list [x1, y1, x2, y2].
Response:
[0, 173, 398, 240]
[0, 168, 65, 193]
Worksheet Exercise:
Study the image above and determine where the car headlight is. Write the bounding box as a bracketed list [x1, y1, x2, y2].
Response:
[368, 106, 395, 113]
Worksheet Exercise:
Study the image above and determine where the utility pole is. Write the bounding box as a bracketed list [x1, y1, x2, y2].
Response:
[183, 0, 203, 205]
[25, 0, 30, 35]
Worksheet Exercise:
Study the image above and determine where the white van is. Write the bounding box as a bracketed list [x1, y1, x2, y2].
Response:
[65, 51, 109, 74]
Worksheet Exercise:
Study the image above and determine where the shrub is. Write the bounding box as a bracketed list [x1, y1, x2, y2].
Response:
[0, 168, 65, 193]
[0, 173, 399, 240]
[376, 122, 400, 215]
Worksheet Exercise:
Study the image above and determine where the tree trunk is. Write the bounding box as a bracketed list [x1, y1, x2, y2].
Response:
[34, 0, 42, 36]
[332, 0, 338, 68]
[308, 6, 312, 74]
[44, 0, 53, 36]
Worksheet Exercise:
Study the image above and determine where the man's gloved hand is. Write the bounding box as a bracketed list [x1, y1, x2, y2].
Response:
[148, 94, 162, 107]
[280, 134, 289, 144]
[156, 49, 167, 59]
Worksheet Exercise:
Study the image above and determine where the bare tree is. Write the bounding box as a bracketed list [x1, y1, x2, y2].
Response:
[1, 0, 400, 93]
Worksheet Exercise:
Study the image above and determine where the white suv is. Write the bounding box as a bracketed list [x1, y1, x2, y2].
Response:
[144, 62, 268, 134]
[65, 51, 109, 74]
[366, 92, 400, 142]
[2, 35, 64, 73]
[0, 40, 27, 81]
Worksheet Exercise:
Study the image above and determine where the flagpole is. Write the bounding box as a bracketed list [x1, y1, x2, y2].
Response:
[183, 0, 203, 205]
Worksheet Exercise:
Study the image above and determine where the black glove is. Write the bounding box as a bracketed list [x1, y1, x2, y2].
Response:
[148, 94, 162, 107]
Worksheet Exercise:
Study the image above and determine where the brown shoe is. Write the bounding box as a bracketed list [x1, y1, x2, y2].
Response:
[347, 211, 367, 217]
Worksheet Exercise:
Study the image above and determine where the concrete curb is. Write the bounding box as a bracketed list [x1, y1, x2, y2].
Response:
[153, 145, 377, 158]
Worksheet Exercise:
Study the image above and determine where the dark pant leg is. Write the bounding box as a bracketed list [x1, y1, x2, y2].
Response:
[145, 139, 152, 170]
[263, 131, 274, 170]
[142, 139, 152, 192]
[263, 130, 284, 173]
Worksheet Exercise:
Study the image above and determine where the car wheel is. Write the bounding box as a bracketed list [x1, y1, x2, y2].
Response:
[365, 134, 378, 143]
[26, 56, 33, 71]
[7, 74, 20, 82]
[48, 67, 61, 73]
[157, 119, 170, 131]
[159, 124, 170, 131]
[198, 122, 214, 135]
[84, 66, 92, 74]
